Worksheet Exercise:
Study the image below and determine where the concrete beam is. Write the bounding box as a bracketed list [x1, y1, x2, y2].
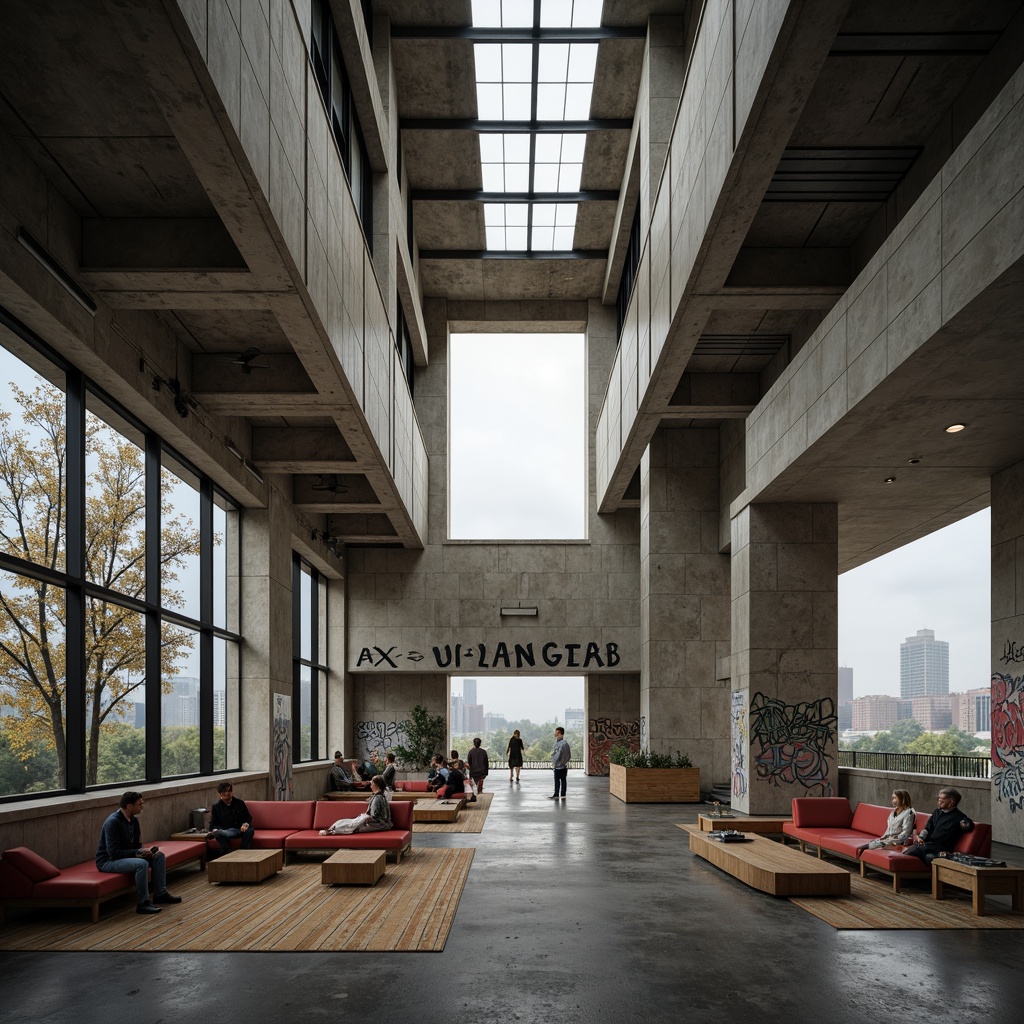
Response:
[81, 218, 246, 270]
[252, 426, 360, 473]
[292, 474, 380, 509]
[725, 247, 852, 290]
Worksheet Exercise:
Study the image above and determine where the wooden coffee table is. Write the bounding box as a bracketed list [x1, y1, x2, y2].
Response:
[932, 858, 1024, 916]
[208, 849, 283, 884]
[698, 814, 791, 835]
[414, 800, 462, 823]
[684, 826, 850, 897]
[321, 849, 386, 886]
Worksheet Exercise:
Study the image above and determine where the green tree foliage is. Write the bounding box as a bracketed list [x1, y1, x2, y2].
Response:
[393, 704, 446, 769]
[0, 723, 59, 794]
[452, 719, 583, 763]
[0, 384, 202, 787]
[906, 726, 982, 756]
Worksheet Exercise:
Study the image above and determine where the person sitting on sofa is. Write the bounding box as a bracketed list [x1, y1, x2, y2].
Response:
[380, 751, 397, 791]
[427, 754, 449, 791]
[319, 776, 392, 834]
[207, 781, 255, 855]
[904, 786, 974, 864]
[328, 751, 355, 791]
[861, 789, 915, 852]
[437, 760, 468, 801]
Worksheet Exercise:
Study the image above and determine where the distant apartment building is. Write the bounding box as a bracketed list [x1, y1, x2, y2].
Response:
[213, 690, 226, 730]
[900, 629, 949, 698]
[162, 677, 199, 728]
[909, 695, 952, 732]
[952, 687, 992, 733]
[564, 708, 585, 733]
[463, 704, 484, 734]
[851, 695, 901, 732]
[450, 693, 464, 734]
[484, 713, 507, 733]
[463, 678, 478, 705]
[838, 667, 853, 730]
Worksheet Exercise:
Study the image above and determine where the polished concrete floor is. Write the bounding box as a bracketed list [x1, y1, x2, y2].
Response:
[2, 774, 1022, 1023]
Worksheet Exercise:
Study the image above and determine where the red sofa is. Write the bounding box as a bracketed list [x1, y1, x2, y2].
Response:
[284, 800, 414, 863]
[783, 797, 993, 892]
[206, 799, 413, 863]
[0, 840, 206, 923]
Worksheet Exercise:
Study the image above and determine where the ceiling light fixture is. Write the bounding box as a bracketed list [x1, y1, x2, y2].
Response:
[945, 423, 966, 433]
[907, 457, 921, 464]
[884, 477, 896, 483]
[243, 458, 264, 484]
[500, 604, 538, 616]
[224, 438, 244, 460]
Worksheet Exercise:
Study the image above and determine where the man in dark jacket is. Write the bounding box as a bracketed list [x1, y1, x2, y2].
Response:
[207, 782, 256, 854]
[96, 791, 182, 914]
[904, 786, 974, 864]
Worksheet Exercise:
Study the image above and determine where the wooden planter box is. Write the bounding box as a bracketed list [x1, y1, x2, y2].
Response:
[609, 763, 701, 803]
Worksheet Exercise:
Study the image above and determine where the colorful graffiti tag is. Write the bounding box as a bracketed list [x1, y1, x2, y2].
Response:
[355, 719, 405, 760]
[730, 691, 748, 799]
[588, 716, 640, 775]
[749, 693, 836, 795]
[992, 671, 1024, 812]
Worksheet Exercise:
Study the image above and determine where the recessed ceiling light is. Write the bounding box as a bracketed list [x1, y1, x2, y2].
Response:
[945, 423, 966, 433]
[884, 477, 896, 483]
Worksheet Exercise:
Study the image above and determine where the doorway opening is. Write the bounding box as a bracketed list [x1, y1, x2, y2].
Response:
[449, 676, 584, 769]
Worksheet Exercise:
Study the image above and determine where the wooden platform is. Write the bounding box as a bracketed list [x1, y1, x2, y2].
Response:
[323, 790, 430, 801]
[698, 814, 791, 834]
[208, 849, 283, 885]
[932, 858, 1024, 917]
[683, 826, 850, 897]
[321, 849, 386, 886]
[414, 800, 462, 823]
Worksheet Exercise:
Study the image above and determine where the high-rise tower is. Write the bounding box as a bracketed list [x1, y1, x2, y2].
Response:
[900, 629, 949, 699]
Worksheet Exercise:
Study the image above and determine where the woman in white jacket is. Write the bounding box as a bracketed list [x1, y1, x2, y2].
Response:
[865, 789, 916, 850]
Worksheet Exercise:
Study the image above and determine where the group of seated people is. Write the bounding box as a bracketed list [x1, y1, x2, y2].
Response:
[328, 750, 397, 793]
[860, 786, 975, 862]
[426, 751, 478, 803]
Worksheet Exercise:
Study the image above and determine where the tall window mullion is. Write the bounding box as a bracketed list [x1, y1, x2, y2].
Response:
[144, 432, 161, 783]
[199, 476, 214, 776]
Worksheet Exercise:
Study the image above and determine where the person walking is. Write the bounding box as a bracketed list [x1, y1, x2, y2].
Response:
[506, 729, 525, 783]
[467, 737, 489, 794]
[549, 727, 571, 800]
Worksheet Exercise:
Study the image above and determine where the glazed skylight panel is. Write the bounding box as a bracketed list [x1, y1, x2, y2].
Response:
[470, 0, 602, 27]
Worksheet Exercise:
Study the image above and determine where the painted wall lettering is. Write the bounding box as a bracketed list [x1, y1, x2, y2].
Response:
[588, 716, 640, 775]
[992, 671, 1024, 812]
[749, 692, 836, 795]
[354, 640, 622, 671]
[730, 691, 748, 799]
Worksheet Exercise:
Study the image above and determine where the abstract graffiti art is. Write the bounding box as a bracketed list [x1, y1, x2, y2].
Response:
[730, 691, 748, 799]
[355, 719, 406, 761]
[588, 716, 640, 775]
[749, 692, 836, 795]
[992, 671, 1024, 812]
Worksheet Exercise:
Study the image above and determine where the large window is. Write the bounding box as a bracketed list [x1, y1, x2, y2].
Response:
[0, 308, 240, 800]
[293, 555, 328, 763]
[448, 333, 587, 539]
[311, 0, 373, 248]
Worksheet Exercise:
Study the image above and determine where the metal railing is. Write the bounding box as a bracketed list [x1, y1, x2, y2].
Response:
[496, 759, 585, 771]
[839, 750, 992, 779]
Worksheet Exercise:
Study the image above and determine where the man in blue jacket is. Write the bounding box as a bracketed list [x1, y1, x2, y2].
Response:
[904, 786, 974, 864]
[96, 791, 182, 915]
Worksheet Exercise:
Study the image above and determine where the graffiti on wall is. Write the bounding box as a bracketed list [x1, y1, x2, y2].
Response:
[272, 693, 292, 801]
[992, 670, 1024, 812]
[731, 691, 748, 799]
[588, 716, 640, 775]
[355, 720, 406, 761]
[749, 692, 836, 795]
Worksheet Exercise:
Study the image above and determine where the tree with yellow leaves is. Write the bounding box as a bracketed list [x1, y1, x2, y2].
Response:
[0, 383, 201, 788]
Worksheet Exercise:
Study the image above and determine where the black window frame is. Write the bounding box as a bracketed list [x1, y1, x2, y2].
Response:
[291, 554, 328, 763]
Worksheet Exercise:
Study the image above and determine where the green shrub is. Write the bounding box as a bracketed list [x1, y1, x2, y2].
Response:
[608, 744, 692, 769]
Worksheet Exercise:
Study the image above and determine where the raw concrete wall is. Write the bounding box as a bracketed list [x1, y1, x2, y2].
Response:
[839, 768, 990, 829]
[585, 673, 641, 775]
[348, 673, 448, 763]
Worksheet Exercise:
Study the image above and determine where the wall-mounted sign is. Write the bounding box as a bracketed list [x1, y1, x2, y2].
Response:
[354, 640, 622, 671]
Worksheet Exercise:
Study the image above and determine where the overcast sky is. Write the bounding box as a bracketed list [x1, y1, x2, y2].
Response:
[454, 676, 584, 726]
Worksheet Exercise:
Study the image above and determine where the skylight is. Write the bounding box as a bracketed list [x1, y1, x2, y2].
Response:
[471, 0, 601, 252]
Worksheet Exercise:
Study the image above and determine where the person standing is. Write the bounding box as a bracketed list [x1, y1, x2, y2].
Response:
[506, 729, 525, 783]
[207, 781, 255, 855]
[467, 737, 489, 794]
[549, 727, 571, 800]
[95, 791, 182, 915]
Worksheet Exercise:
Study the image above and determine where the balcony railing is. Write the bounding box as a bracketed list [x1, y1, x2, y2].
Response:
[839, 750, 991, 779]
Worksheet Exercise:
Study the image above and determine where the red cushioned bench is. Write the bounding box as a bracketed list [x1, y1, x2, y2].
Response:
[284, 800, 413, 863]
[0, 841, 206, 923]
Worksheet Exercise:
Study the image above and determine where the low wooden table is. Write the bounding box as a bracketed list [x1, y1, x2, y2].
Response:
[698, 814, 791, 835]
[321, 849, 386, 886]
[208, 849, 283, 884]
[414, 800, 462, 823]
[932, 858, 1024, 916]
[170, 829, 209, 841]
[684, 826, 850, 897]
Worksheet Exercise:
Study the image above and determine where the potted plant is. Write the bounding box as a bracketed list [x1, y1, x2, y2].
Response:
[607, 745, 700, 803]
[392, 704, 446, 772]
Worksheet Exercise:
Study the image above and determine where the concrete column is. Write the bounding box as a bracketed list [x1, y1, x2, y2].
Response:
[730, 503, 838, 814]
[585, 673, 641, 775]
[239, 489, 294, 773]
[991, 460, 1024, 846]
[640, 428, 730, 788]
